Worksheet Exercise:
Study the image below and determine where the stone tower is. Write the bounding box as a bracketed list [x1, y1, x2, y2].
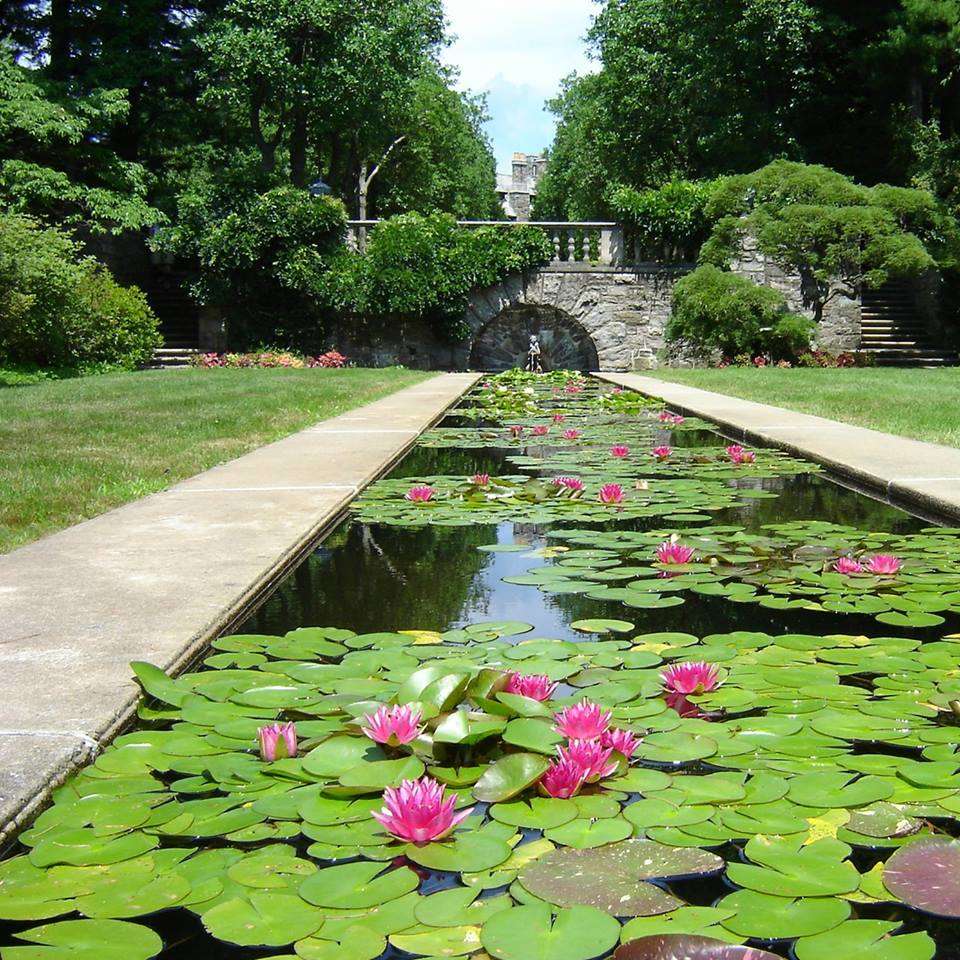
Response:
[496, 153, 547, 221]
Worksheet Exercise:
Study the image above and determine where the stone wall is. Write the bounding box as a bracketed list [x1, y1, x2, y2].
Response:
[728, 236, 861, 352]
[330, 265, 691, 372]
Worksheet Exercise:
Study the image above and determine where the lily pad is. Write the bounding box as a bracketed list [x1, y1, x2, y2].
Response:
[614, 935, 782, 959]
[481, 903, 621, 960]
[883, 836, 960, 917]
[518, 840, 723, 917]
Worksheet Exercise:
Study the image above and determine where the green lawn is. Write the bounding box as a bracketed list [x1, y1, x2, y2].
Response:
[0, 367, 431, 554]
[645, 368, 960, 449]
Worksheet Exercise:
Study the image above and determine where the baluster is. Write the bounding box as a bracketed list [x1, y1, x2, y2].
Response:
[552, 229, 562, 263]
[566, 230, 576, 262]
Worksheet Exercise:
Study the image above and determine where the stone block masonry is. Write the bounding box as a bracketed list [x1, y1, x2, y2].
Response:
[0, 374, 479, 846]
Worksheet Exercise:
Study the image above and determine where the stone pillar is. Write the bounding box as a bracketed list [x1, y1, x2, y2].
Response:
[198, 307, 227, 352]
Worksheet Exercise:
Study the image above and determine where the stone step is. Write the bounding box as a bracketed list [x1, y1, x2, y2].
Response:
[151, 348, 200, 368]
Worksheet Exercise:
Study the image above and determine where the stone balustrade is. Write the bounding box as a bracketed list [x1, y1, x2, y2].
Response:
[345, 220, 626, 267]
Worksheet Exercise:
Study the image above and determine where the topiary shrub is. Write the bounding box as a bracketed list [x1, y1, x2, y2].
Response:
[666, 265, 814, 359]
[0, 213, 161, 369]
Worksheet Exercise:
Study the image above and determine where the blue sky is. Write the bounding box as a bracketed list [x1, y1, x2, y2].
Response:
[441, 1, 596, 173]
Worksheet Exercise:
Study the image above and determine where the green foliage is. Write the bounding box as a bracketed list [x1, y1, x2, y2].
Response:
[316, 214, 554, 342]
[702, 161, 942, 320]
[0, 213, 160, 368]
[373, 67, 501, 219]
[0, 46, 163, 234]
[666, 265, 814, 358]
[610, 180, 718, 261]
[155, 182, 347, 350]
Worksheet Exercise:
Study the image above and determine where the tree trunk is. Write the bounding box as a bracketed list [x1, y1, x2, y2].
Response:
[357, 161, 369, 253]
[290, 106, 307, 187]
[48, 0, 73, 81]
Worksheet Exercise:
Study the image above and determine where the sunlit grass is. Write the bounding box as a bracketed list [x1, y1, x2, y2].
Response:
[645, 368, 960, 449]
[0, 367, 431, 553]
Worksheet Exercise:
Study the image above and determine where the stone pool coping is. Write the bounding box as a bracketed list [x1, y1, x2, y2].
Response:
[597, 372, 960, 523]
[0, 372, 479, 846]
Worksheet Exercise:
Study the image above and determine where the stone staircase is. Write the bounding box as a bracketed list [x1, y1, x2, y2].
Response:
[151, 347, 200, 368]
[859, 282, 957, 367]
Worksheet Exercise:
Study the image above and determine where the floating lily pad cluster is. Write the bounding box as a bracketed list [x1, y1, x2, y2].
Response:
[353, 475, 772, 527]
[4, 619, 960, 959]
[496, 522, 960, 628]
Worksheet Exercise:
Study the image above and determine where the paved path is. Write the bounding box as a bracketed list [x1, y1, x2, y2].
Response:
[598, 373, 960, 523]
[0, 373, 478, 843]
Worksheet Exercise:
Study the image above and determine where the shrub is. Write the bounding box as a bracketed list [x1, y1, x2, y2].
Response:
[316, 213, 554, 342]
[0, 213, 160, 368]
[667, 265, 814, 359]
[609, 179, 717, 261]
[154, 179, 348, 351]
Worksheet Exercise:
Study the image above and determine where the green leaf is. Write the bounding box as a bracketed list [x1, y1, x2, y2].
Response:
[481, 903, 621, 960]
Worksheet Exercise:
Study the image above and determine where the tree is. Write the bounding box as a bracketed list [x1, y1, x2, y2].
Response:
[370, 67, 501, 220]
[0, 46, 163, 233]
[195, 0, 445, 201]
[702, 161, 943, 322]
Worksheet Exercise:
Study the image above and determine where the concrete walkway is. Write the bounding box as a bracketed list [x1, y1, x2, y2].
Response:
[598, 373, 960, 523]
[0, 373, 478, 844]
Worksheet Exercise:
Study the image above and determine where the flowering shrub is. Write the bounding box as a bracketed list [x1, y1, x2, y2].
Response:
[192, 349, 348, 369]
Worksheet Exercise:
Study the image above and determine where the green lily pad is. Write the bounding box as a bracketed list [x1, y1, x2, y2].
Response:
[716, 889, 850, 940]
[481, 903, 621, 960]
[473, 754, 550, 803]
[299, 862, 418, 909]
[405, 830, 513, 873]
[2, 919, 164, 959]
[793, 919, 935, 960]
[201, 892, 324, 947]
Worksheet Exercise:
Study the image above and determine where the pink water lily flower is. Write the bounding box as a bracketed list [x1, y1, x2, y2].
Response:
[611, 444, 631, 459]
[471, 474, 491, 487]
[565, 383, 584, 394]
[661, 661, 721, 695]
[652, 445, 673, 461]
[559, 740, 618, 783]
[539, 757, 589, 799]
[834, 557, 864, 575]
[405, 485, 435, 503]
[531, 425, 550, 437]
[505, 672, 558, 701]
[362, 704, 424, 746]
[598, 483, 624, 505]
[508, 425, 524, 438]
[258, 722, 297, 761]
[602, 727, 640, 758]
[562, 429, 582, 441]
[373, 777, 473, 845]
[658, 411, 674, 423]
[655, 541, 696, 565]
[553, 414, 566, 424]
[552, 476, 585, 492]
[867, 554, 902, 576]
[554, 699, 612, 740]
[726, 444, 757, 465]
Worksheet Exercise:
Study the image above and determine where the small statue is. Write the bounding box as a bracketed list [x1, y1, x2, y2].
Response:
[525, 334, 543, 373]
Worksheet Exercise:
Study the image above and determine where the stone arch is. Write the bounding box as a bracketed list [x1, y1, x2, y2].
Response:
[469, 304, 600, 372]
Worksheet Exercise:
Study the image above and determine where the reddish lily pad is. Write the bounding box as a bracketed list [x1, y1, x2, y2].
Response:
[615, 935, 782, 959]
[883, 836, 960, 917]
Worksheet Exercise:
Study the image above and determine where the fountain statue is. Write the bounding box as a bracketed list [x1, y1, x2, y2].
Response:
[525, 334, 544, 373]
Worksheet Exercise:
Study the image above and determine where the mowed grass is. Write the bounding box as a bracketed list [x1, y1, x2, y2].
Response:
[646, 367, 960, 448]
[0, 367, 432, 554]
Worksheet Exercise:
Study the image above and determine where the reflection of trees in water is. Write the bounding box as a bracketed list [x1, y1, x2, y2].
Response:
[718, 475, 919, 534]
[241, 521, 497, 635]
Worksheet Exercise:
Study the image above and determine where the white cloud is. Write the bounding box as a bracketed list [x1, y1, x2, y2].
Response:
[441, 0, 596, 169]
